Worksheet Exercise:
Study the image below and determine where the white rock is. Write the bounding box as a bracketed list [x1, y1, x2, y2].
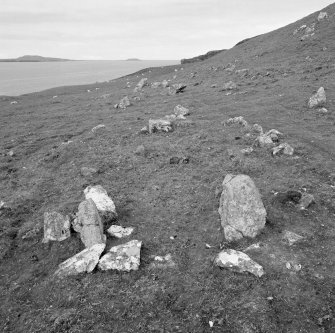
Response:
[218, 174, 267, 241]
[10, 101, 18, 104]
[107, 225, 134, 238]
[149, 254, 176, 269]
[115, 96, 131, 109]
[161, 80, 169, 88]
[226, 116, 248, 127]
[282, 230, 304, 246]
[84, 185, 117, 218]
[148, 119, 173, 134]
[98, 240, 142, 271]
[252, 124, 263, 134]
[174, 105, 190, 117]
[222, 81, 237, 90]
[272, 143, 294, 156]
[215, 249, 264, 277]
[308, 87, 326, 108]
[241, 147, 254, 155]
[55, 243, 105, 278]
[256, 134, 275, 148]
[318, 11, 328, 21]
[43, 211, 71, 243]
[91, 124, 105, 133]
[73, 199, 106, 248]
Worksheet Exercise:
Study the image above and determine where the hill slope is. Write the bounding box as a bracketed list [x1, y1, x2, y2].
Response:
[0, 4, 335, 333]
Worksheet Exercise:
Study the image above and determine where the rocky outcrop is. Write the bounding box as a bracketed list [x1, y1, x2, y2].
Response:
[148, 119, 173, 133]
[84, 185, 117, 219]
[98, 240, 142, 271]
[42, 211, 71, 243]
[218, 174, 266, 241]
[215, 249, 264, 277]
[54, 243, 105, 278]
[73, 199, 106, 248]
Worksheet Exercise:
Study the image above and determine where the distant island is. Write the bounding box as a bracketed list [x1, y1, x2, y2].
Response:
[0, 55, 71, 62]
[125, 58, 141, 61]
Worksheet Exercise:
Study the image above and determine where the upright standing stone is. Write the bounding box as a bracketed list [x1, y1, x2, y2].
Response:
[73, 199, 106, 248]
[308, 87, 326, 108]
[43, 211, 71, 243]
[218, 174, 266, 241]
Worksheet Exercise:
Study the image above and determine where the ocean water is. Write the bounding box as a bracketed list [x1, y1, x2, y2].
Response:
[0, 60, 179, 96]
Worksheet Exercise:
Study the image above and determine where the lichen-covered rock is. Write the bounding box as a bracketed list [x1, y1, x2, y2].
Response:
[272, 143, 294, 156]
[54, 243, 105, 278]
[318, 11, 328, 21]
[107, 225, 134, 238]
[148, 119, 173, 134]
[84, 185, 117, 219]
[225, 116, 248, 127]
[174, 105, 190, 117]
[114, 96, 131, 109]
[218, 174, 266, 241]
[98, 240, 142, 271]
[215, 249, 264, 277]
[43, 211, 71, 243]
[256, 134, 275, 148]
[73, 199, 106, 248]
[134, 78, 148, 92]
[308, 87, 326, 108]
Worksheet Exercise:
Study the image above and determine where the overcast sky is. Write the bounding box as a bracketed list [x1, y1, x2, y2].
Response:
[0, 0, 333, 60]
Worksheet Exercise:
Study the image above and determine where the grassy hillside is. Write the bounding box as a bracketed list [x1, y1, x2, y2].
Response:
[0, 3, 335, 332]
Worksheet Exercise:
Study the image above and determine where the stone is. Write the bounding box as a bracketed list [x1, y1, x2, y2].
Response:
[114, 96, 131, 109]
[215, 249, 264, 277]
[54, 243, 105, 278]
[148, 119, 173, 134]
[134, 145, 146, 156]
[308, 87, 326, 108]
[107, 225, 134, 238]
[80, 167, 98, 177]
[256, 134, 275, 148]
[98, 240, 142, 271]
[318, 107, 328, 114]
[73, 199, 106, 248]
[149, 254, 176, 269]
[164, 114, 177, 122]
[91, 124, 105, 133]
[282, 230, 304, 246]
[241, 147, 254, 155]
[42, 211, 71, 243]
[139, 126, 149, 134]
[298, 193, 315, 210]
[84, 185, 117, 219]
[170, 156, 181, 164]
[161, 80, 169, 88]
[275, 190, 302, 204]
[318, 11, 328, 21]
[151, 82, 161, 88]
[174, 105, 190, 117]
[134, 78, 148, 92]
[222, 81, 237, 91]
[218, 174, 267, 241]
[226, 116, 248, 127]
[252, 124, 263, 134]
[272, 143, 294, 156]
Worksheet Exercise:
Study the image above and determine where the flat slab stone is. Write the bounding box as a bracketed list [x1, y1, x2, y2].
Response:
[282, 230, 304, 246]
[43, 211, 70, 243]
[54, 243, 105, 278]
[215, 249, 264, 277]
[98, 240, 142, 271]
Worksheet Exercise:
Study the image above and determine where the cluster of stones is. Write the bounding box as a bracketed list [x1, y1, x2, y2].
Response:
[43, 185, 142, 278]
[293, 11, 328, 40]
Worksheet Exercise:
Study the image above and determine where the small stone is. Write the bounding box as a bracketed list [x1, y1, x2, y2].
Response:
[174, 105, 190, 117]
[244, 242, 262, 252]
[43, 211, 71, 243]
[134, 145, 146, 156]
[91, 124, 105, 133]
[107, 225, 134, 238]
[10, 101, 18, 104]
[161, 80, 169, 88]
[80, 167, 98, 177]
[318, 11, 328, 21]
[170, 156, 181, 164]
[222, 81, 237, 91]
[55, 243, 105, 278]
[115, 96, 131, 109]
[73, 199, 106, 248]
[298, 193, 315, 210]
[8, 150, 14, 157]
[241, 147, 254, 155]
[151, 82, 161, 88]
[148, 119, 173, 134]
[139, 126, 149, 134]
[98, 240, 142, 271]
[272, 143, 294, 156]
[252, 124, 263, 134]
[215, 249, 264, 277]
[318, 107, 328, 114]
[308, 87, 326, 108]
[84, 185, 117, 219]
[211, 84, 217, 88]
[282, 230, 304, 246]
[134, 78, 148, 92]
[256, 134, 274, 148]
[149, 253, 176, 269]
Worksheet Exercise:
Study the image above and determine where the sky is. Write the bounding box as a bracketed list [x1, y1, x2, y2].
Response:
[0, 0, 333, 60]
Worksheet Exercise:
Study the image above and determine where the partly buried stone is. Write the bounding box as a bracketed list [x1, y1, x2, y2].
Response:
[84, 185, 117, 219]
[282, 230, 304, 246]
[308, 87, 326, 108]
[214, 249, 264, 277]
[149, 254, 176, 269]
[107, 225, 134, 238]
[114, 96, 131, 109]
[272, 143, 294, 156]
[80, 167, 98, 177]
[256, 133, 275, 148]
[134, 78, 148, 92]
[43, 211, 71, 243]
[174, 105, 190, 117]
[161, 79, 169, 88]
[73, 199, 106, 248]
[298, 193, 315, 210]
[225, 116, 248, 127]
[222, 81, 237, 91]
[218, 174, 267, 241]
[148, 119, 173, 134]
[54, 243, 105, 278]
[151, 82, 161, 88]
[98, 240, 142, 271]
[318, 11, 328, 21]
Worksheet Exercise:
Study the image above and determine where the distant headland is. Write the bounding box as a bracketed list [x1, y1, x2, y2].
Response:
[0, 55, 71, 62]
[125, 58, 141, 61]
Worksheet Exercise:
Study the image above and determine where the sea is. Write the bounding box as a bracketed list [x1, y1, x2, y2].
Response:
[0, 60, 179, 96]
